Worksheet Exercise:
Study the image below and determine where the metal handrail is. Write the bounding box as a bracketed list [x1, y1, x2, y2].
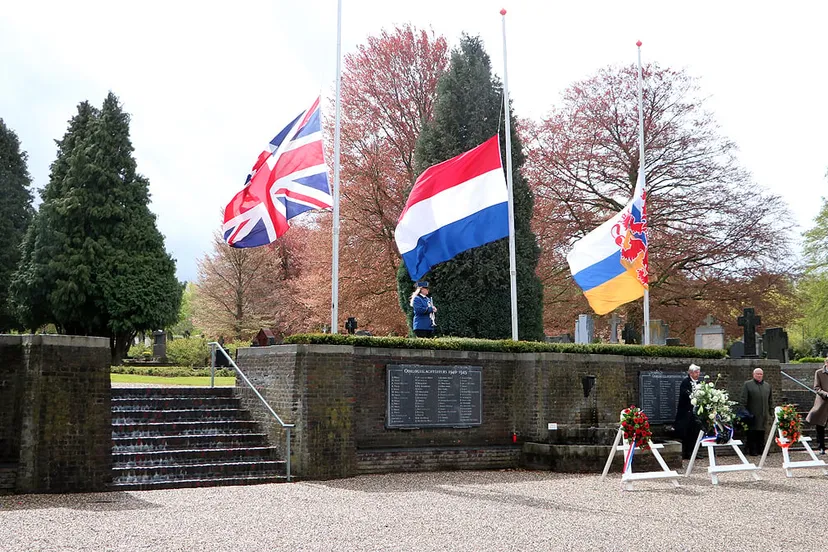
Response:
[780, 370, 819, 396]
[209, 342, 294, 481]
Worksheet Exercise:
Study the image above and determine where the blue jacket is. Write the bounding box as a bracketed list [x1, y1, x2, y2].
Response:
[412, 294, 435, 330]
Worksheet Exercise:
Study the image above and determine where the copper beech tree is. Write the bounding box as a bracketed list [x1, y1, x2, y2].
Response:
[523, 64, 798, 341]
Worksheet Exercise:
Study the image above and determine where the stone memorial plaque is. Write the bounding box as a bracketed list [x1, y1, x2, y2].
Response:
[386, 364, 482, 428]
[638, 372, 687, 424]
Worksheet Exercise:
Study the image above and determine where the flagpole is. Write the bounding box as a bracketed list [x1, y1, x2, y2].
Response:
[331, 0, 343, 334]
[500, 8, 519, 341]
[637, 40, 650, 346]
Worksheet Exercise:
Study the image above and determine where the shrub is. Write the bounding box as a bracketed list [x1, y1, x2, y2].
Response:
[111, 365, 234, 377]
[127, 343, 153, 359]
[166, 337, 210, 367]
[282, 333, 727, 358]
[791, 356, 826, 364]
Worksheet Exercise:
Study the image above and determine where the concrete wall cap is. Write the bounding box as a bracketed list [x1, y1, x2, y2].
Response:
[1, 334, 109, 348]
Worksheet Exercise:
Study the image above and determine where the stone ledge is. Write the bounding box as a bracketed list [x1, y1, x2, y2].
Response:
[0, 334, 110, 348]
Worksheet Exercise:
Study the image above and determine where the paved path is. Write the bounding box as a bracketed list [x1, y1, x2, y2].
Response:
[0, 454, 824, 551]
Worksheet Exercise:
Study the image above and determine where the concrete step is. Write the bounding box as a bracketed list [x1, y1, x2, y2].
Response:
[111, 420, 261, 438]
[113, 446, 280, 467]
[112, 433, 271, 453]
[110, 473, 287, 491]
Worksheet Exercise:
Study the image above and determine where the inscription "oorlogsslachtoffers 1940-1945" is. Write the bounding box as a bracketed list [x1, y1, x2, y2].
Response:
[386, 364, 482, 428]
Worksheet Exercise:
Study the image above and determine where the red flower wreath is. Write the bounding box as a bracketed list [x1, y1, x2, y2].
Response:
[620, 405, 652, 450]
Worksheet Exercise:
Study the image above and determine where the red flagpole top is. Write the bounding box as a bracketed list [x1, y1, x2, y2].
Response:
[636, 40, 642, 47]
[500, 8, 507, 15]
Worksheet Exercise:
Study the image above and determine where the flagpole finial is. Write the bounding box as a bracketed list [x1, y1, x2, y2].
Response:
[636, 40, 642, 47]
[500, 8, 507, 15]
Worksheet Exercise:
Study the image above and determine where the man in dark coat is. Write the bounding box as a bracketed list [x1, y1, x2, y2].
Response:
[675, 364, 702, 459]
[740, 368, 773, 456]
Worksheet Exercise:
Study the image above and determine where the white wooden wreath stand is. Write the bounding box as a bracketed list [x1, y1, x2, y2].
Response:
[758, 406, 828, 477]
[600, 424, 680, 490]
[684, 429, 760, 485]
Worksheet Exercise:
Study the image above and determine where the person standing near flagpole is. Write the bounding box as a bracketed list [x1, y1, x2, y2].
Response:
[409, 282, 437, 338]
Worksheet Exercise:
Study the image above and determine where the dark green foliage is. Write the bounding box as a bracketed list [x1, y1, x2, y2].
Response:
[405, 35, 544, 341]
[283, 333, 727, 359]
[112, 365, 234, 377]
[0, 119, 34, 330]
[10, 94, 182, 363]
[790, 357, 826, 364]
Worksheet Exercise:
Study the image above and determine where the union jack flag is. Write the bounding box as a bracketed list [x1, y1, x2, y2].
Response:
[222, 97, 333, 247]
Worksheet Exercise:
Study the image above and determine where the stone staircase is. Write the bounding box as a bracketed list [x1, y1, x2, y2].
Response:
[111, 387, 287, 490]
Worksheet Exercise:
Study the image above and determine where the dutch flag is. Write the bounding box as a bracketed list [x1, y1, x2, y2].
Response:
[394, 135, 509, 281]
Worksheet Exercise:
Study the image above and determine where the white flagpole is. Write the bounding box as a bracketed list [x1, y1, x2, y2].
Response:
[500, 8, 519, 341]
[637, 40, 650, 345]
[331, 0, 342, 334]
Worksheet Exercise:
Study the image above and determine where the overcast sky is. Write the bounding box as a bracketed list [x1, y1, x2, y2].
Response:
[2, 1, 826, 283]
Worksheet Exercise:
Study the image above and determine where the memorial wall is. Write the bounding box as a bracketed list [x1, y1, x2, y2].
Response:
[236, 344, 779, 480]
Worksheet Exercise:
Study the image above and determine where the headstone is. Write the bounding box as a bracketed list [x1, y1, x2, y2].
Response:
[575, 314, 594, 344]
[763, 327, 789, 363]
[695, 315, 725, 350]
[253, 328, 277, 347]
[649, 320, 669, 346]
[737, 307, 761, 359]
[609, 313, 621, 344]
[345, 317, 357, 335]
[622, 323, 641, 345]
[545, 333, 573, 344]
[152, 330, 167, 361]
[665, 338, 681, 346]
[729, 340, 745, 359]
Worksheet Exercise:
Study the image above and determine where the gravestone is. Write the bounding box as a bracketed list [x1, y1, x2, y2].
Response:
[649, 320, 669, 346]
[253, 328, 277, 347]
[665, 338, 681, 346]
[729, 340, 745, 359]
[737, 307, 761, 359]
[152, 330, 167, 361]
[345, 317, 357, 335]
[609, 313, 621, 344]
[545, 333, 573, 344]
[763, 328, 788, 362]
[575, 314, 594, 344]
[695, 315, 725, 350]
[622, 323, 641, 344]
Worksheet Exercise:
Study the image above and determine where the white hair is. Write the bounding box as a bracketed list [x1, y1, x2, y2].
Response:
[688, 364, 701, 372]
[409, 287, 422, 307]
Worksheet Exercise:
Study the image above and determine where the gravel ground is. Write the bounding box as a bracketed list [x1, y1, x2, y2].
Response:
[1, 454, 825, 552]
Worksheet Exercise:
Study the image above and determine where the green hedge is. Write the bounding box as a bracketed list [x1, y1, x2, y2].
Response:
[111, 365, 235, 377]
[282, 333, 727, 359]
[791, 356, 826, 364]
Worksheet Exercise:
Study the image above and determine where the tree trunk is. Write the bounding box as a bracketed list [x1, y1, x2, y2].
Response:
[110, 331, 135, 366]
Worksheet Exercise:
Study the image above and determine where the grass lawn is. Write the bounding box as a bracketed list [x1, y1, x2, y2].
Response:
[111, 374, 236, 386]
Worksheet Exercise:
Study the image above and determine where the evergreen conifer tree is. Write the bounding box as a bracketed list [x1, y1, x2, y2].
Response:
[398, 35, 544, 341]
[0, 119, 34, 330]
[11, 94, 182, 363]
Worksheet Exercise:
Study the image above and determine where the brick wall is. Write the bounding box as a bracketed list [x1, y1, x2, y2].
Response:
[237, 345, 780, 479]
[779, 364, 822, 412]
[0, 335, 111, 493]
